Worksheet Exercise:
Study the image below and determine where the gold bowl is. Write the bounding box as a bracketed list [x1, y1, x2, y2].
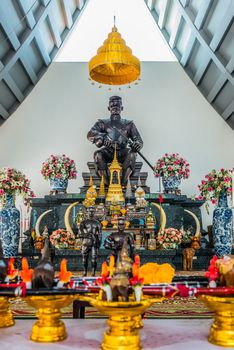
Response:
[0, 296, 14, 328]
[83, 296, 163, 350]
[26, 295, 74, 342]
[199, 295, 234, 347]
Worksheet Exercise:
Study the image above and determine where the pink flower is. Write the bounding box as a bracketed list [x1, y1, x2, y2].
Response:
[211, 198, 217, 204]
[0, 189, 5, 195]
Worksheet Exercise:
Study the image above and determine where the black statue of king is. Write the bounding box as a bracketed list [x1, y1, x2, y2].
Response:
[87, 96, 143, 185]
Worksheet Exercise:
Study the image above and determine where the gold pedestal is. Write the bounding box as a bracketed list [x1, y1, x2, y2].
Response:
[200, 295, 234, 347]
[0, 297, 14, 328]
[26, 295, 74, 342]
[86, 297, 163, 350]
[134, 315, 143, 329]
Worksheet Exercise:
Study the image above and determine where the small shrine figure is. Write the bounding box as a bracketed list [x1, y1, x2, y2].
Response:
[125, 177, 133, 201]
[106, 144, 125, 204]
[135, 180, 147, 208]
[83, 176, 97, 207]
[32, 238, 54, 289]
[109, 196, 121, 214]
[104, 216, 135, 264]
[98, 175, 106, 198]
[75, 207, 85, 228]
[109, 238, 132, 302]
[126, 202, 136, 218]
[145, 208, 156, 229]
[95, 203, 106, 220]
[78, 206, 102, 276]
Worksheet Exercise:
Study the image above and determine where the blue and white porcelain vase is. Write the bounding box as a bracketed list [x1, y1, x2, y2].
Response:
[162, 176, 181, 192]
[49, 178, 68, 192]
[213, 192, 233, 258]
[0, 194, 20, 257]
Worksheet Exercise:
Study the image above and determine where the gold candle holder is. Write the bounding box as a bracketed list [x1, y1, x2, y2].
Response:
[0, 296, 14, 328]
[200, 295, 234, 347]
[83, 296, 163, 350]
[26, 295, 74, 342]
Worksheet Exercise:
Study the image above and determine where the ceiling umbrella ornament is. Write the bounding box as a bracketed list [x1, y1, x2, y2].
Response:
[89, 22, 140, 86]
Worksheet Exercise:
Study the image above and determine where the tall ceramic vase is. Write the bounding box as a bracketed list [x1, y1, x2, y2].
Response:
[0, 194, 20, 257]
[213, 192, 233, 258]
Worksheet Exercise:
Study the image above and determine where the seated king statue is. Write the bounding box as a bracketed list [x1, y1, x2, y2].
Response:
[87, 96, 143, 185]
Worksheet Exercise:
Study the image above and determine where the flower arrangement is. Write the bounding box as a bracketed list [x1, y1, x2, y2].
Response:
[198, 168, 232, 205]
[0, 167, 35, 204]
[157, 227, 182, 248]
[41, 154, 77, 180]
[180, 226, 193, 245]
[154, 153, 190, 179]
[50, 229, 75, 249]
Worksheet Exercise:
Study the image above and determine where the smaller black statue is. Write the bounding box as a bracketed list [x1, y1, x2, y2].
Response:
[104, 217, 135, 264]
[79, 206, 102, 276]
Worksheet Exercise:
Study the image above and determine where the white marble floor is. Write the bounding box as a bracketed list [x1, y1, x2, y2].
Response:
[0, 319, 228, 350]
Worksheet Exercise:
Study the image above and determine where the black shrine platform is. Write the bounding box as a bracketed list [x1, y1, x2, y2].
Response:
[26, 193, 205, 234]
[21, 192, 217, 271]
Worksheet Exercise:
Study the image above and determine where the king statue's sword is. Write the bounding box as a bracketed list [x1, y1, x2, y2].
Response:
[111, 127, 162, 193]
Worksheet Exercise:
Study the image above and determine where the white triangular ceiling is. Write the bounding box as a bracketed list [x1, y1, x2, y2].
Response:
[0, 0, 233, 129]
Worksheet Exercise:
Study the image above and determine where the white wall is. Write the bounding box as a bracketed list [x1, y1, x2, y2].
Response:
[0, 62, 233, 229]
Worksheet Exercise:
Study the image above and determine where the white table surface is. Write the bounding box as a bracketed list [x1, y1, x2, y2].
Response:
[0, 319, 229, 350]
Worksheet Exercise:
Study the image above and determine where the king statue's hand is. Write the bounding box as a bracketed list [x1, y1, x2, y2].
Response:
[132, 141, 142, 152]
[103, 137, 112, 148]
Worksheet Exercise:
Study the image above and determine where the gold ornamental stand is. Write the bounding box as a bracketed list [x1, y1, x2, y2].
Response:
[26, 295, 74, 342]
[84, 297, 163, 350]
[200, 295, 234, 347]
[0, 296, 14, 327]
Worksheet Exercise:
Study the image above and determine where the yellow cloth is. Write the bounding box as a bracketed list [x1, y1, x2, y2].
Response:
[139, 262, 175, 284]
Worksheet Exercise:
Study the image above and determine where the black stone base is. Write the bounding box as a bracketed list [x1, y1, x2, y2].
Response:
[21, 247, 226, 272]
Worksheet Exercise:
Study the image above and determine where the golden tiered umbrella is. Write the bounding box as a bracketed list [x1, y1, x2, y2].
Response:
[89, 25, 140, 85]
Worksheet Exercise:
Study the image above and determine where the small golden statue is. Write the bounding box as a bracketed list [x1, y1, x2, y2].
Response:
[101, 219, 108, 229]
[83, 176, 97, 207]
[135, 180, 147, 208]
[146, 208, 156, 229]
[110, 196, 121, 214]
[98, 174, 106, 197]
[75, 207, 85, 228]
